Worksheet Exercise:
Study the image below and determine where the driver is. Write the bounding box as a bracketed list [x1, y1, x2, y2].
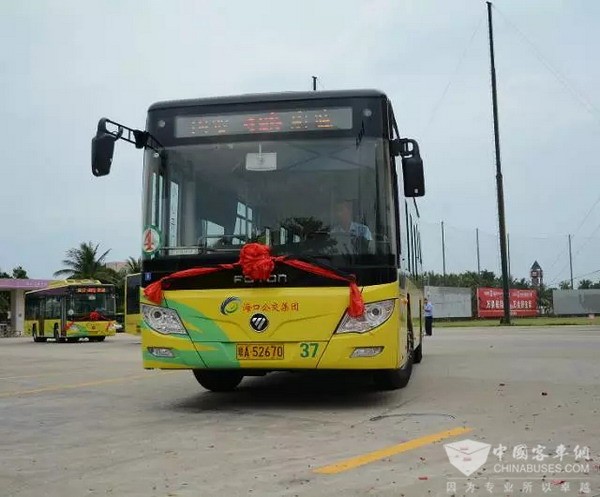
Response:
[330, 199, 373, 253]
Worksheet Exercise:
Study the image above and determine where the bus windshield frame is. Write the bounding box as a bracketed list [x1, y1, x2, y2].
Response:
[142, 96, 398, 269]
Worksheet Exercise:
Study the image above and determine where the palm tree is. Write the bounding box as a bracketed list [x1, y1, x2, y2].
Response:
[54, 242, 112, 281]
[125, 256, 141, 274]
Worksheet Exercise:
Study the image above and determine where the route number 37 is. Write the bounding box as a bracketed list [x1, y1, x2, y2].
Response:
[299, 342, 319, 358]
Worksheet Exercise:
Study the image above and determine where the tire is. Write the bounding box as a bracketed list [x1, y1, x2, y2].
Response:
[32, 324, 46, 342]
[89, 336, 106, 342]
[413, 342, 423, 364]
[373, 333, 414, 391]
[193, 370, 244, 392]
[67, 337, 79, 343]
[53, 325, 65, 343]
[414, 303, 423, 364]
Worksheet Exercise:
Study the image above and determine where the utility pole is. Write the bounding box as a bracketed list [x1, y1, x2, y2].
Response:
[568, 234, 574, 289]
[312, 76, 317, 91]
[441, 221, 447, 281]
[507, 233, 511, 282]
[487, 1, 511, 325]
[476, 228, 481, 274]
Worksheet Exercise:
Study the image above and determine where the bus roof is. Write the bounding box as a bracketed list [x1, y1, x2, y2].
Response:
[148, 89, 388, 112]
[25, 279, 113, 296]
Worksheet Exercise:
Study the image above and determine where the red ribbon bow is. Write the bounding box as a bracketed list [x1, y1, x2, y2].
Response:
[144, 243, 365, 317]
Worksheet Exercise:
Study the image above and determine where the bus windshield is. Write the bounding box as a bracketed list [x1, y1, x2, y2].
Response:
[143, 136, 396, 263]
[68, 292, 116, 319]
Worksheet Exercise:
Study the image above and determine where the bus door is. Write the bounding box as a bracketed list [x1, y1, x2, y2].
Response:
[35, 298, 45, 337]
[60, 297, 67, 338]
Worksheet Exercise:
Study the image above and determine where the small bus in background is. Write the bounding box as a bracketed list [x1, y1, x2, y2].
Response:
[25, 279, 117, 342]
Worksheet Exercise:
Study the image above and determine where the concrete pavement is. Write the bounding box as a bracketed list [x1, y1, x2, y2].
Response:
[0, 326, 599, 497]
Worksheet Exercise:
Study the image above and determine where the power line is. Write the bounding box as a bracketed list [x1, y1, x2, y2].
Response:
[540, 193, 600, 277]
[486, 5, 600, 280]
[548, 221, 600, 286]
[493, 4, 600, 128]
[421, 12, 484, 137]
[562, 268, 600, 285]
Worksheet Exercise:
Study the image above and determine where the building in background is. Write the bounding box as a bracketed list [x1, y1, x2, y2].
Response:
[530, 261, 543, 287]
[553, 289, 600, 315]
[0, 279, 53, 334]
[424, 286, 472, 318]
[106, 261, 127, 273]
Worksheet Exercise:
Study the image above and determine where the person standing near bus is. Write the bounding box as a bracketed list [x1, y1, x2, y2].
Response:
[424, 298, 433, 336]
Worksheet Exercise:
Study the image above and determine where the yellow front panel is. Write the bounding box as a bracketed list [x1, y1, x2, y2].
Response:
[65, 321, 116, 337]
[142, 282, 409, 371]
[125, 313, 141, 335]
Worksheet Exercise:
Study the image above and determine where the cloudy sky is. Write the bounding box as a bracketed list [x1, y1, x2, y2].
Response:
[1, 0, 599, 286]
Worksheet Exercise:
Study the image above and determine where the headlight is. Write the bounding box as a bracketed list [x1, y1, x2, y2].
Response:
[141, 304, 187, 335]
[335, 299, 395, 334]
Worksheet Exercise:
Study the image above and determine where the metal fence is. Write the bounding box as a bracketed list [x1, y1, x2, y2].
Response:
[424, 286, 472, 318]
[552, 289, 600, 316]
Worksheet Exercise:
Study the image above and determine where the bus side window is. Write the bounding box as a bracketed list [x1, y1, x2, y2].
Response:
[168, 180, 180, 247]
[388, 102, 402, 267]
[45, 298, 60, 320]
[404, 200, 410, 273]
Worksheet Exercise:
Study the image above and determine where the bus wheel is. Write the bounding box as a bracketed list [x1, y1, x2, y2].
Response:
[89, 336, 106, 342]
[373, 337, 413, 390]
[67, 337, 79, 343]
[32, 325, 46, 343]
[53, 325, 65, 343]
[413, 342, 423, 364]
[193, 370, 243, 392]
[413, 307, 423, 364]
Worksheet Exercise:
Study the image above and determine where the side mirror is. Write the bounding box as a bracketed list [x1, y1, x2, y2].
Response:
[91, 118, 121, 177]
[395, 138, 425, 197]
[402, 155, 425, 197]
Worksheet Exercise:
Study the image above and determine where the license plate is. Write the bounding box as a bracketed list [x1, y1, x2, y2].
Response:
[236, 343, 284, 360]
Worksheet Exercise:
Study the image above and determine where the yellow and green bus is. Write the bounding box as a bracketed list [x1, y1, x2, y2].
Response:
[91, 89, 425, 391]
[124, 273, 141, 335]
[25, 279, 117, 342]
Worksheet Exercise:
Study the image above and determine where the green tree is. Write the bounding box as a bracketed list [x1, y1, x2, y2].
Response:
[54, 242, 112, 281]
[0, 293, 8, 316]
[559, 281, 572, 290]
[12, 266, 27, 279]
[125, 257, 141, 274]
[577, 279, 600, 290]
[1, 266, 29, 317]
[578, 279, 593, 289]
[511, 278, 531, 289]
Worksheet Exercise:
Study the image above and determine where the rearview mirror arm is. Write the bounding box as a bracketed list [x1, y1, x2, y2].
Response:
[97, 118, 163, 153]
[390, 137, 421, 159]
[390, 114, 421, 159]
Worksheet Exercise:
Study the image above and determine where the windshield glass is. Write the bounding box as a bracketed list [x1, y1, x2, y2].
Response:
[68, 291, 115, 319]
[142, 137, 396, 264]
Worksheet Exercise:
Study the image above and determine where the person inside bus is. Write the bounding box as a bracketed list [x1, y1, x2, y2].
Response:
[330, 199, 373, 253]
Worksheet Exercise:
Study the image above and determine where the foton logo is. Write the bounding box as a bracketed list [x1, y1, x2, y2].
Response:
[234, 274, 288, 284]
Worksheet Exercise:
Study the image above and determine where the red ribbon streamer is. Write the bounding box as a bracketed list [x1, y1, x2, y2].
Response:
[144, 243, 365, 317]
